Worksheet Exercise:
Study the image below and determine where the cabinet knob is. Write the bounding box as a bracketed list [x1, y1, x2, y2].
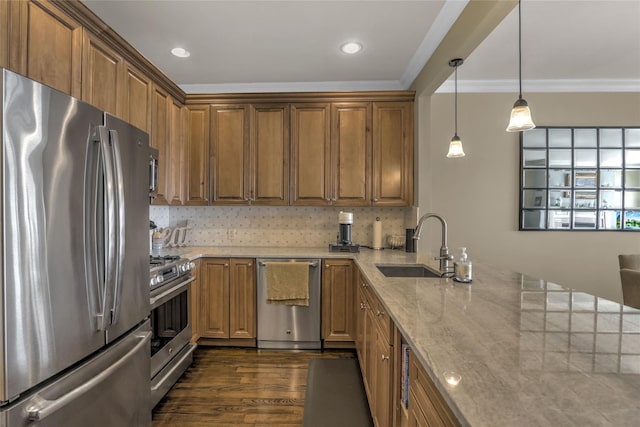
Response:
[381, 354, 389, 362]
[360, 302, 366, 310]
[325, 264, 329, 268]
[361, 283, 368, 288]
[376, 310, 384, 317]
[224, 263, 229, 267]
[373, 198, 379, 202]
[247, 263, 252, 267]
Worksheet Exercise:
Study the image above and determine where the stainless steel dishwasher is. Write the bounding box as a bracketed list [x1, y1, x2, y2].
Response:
[256, 258, 321, 349]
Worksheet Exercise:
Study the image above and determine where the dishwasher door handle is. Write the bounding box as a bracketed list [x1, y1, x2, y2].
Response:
[258, 261, 318, 268]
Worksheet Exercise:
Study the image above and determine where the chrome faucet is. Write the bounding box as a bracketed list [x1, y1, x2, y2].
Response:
[413, 213, 454, 272]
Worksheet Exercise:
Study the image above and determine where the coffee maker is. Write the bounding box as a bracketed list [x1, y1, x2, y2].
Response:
[329, 211, 360, 253]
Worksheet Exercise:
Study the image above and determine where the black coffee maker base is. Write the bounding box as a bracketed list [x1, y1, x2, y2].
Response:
[329, 243, 360, 253]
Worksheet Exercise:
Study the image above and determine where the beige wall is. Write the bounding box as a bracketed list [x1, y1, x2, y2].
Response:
[415, 91, 640, 302]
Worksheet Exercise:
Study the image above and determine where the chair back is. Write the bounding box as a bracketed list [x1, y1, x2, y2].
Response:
[619, 254, 640, 270]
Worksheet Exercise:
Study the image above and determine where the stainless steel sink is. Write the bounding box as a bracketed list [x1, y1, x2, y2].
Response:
[376, 264, 441, 278]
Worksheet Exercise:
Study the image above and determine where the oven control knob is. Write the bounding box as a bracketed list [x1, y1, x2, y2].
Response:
[179, 263, 188, 273]
[189, 261, 196, 270]
[150, 275, 159, 286]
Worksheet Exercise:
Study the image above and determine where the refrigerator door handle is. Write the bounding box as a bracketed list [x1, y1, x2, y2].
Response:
[25, 331, 151, 421]
[99, 126, 118, 325]
[85, 127, 112, 331]
[109, 129, 126, 325]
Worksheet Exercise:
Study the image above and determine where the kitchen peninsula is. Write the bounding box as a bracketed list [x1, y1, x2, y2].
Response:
[171, 246, 640, 426]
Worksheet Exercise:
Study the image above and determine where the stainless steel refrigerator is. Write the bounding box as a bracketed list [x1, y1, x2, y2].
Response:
[0, 68, 151, 426]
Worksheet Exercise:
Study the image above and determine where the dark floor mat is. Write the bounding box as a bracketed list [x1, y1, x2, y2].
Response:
[302, 358, 373, 427]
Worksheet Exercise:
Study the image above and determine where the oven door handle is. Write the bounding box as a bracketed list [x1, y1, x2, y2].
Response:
[150, 276, 196, 309]
[151, 344, 197, 392]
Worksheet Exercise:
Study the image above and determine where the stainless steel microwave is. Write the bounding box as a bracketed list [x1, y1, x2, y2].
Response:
[149, 147, 159, 200]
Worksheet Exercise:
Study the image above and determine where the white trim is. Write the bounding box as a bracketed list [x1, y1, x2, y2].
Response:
[436, 79, 640, 93]
[399, 0, 469, 89]
[180, 80, 404, 94]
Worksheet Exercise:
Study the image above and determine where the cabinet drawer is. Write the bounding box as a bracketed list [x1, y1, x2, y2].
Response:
[366, 287, 391, 343]
[409, 350, 460, 427]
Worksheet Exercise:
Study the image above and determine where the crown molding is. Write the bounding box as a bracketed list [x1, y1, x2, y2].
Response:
[180, 80, 405, 94]
[436, 79, 640, 93]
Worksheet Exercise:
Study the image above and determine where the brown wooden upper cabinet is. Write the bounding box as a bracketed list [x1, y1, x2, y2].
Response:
[292, 100, 412, 207]
[7, 0, 82, 98]
[151, 85, 170, 205]
[82, 30, 125, 118]
[123, 62, 152, 133]
[372, 102, 414, 206]
[211, 103, 290, 205]
[210, 104, 250, 204]
[290, 103, 332, 205]
[184, 106, 210, 205]
[250, 104, 290, 205]
[167, 98, 185, 205]
[331, 103, 372, 206]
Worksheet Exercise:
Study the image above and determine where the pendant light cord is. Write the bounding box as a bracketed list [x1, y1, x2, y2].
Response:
[454, 64, 458, 136]
[518, 0, 522, 99]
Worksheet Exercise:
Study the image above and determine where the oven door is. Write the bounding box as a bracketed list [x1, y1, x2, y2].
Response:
[150, 275, 195, 379]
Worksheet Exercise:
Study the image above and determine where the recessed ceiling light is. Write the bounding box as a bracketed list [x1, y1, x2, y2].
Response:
[171, 47, 191, 58]
[340, 42, 362, 54]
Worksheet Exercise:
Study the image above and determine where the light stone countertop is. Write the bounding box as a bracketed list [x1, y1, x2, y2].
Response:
[164, 246, 640, 426]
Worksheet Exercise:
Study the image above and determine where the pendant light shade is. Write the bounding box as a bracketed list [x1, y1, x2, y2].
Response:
[446, 58, 465, 158]
[447, 135, 465, 158]
[506, 0, 535, 132]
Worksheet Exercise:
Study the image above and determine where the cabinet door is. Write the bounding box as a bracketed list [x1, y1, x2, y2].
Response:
[151, 85, 169, 205]
[0, 1, 8, 69]
[250, 104, 290, 205]
[373, 102, 413, 206]
[167, 98, 184, 205]
[331, 103, 371, 206]
[9, 0, 82, 97]
[373, 328, 393, 427]
[229, 259, 256, 339]
[356, 279, 369, 389]
[322, 259, 355, 343]
[291, 103, 331, 206]
[189, 260, 201, 343]
[82, 30, 124, 117]
[184, 106, 210, 205]
[211, 104, 250, 205]
[123, 62, 152, 133]
[200, 259, 230, 339]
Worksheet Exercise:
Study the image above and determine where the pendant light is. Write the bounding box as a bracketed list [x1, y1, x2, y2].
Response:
[506, 0, 535, 132]
[446, 58, 465, 158]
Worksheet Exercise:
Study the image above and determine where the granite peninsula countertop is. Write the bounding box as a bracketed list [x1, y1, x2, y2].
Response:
[163, 246, 640, 426]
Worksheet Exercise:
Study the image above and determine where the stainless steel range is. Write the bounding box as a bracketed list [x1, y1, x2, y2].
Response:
[149, 255, 196, 408]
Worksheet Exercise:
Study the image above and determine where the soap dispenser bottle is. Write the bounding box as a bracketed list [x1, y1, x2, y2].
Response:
[454, 247, 473, 283]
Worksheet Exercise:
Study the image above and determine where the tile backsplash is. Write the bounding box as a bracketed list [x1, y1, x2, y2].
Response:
[150, 205, 413, 248]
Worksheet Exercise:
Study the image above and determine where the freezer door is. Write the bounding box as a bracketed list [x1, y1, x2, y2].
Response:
[1, 69, 107, 402]
[103, 114, 150, 342]
[0, 321, 151, 427]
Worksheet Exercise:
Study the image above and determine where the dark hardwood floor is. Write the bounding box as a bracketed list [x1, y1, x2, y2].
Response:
[152, 347, 357, 426]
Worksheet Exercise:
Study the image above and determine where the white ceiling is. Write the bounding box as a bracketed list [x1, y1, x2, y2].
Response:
[83, 0, 640, 94]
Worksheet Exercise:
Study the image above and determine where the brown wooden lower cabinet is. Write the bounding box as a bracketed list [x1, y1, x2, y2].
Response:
[355, 271, 393, 427]
[189, 259, 201, 343]
[408, 349, 461, 427]
[322, 259, 355, 347]
[198, 258, 256, 346]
